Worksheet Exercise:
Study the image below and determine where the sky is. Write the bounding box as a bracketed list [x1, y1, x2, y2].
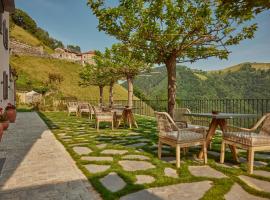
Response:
[15, 0, 270, 71]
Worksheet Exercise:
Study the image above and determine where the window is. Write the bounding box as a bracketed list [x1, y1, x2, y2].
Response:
[3, 19, 8, 50]
[0, 1, 3, 34]
[3, 71, 8, 100]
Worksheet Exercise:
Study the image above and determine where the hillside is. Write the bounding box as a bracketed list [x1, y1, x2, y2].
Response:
[11, 56, 130, 101]
[210, 62, 270, 74]
[10, 25, 53, 54]
[125, 62, 270, 100]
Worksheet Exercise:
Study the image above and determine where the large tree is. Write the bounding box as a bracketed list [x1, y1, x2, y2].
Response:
[79, 52, 109, 105]
[109, 44, 151, 108]
[88, 0, 265, 116]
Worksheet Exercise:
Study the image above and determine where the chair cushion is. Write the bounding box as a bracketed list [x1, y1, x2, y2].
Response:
[162, 130, 204, 142]
[223, 132, 270, 146]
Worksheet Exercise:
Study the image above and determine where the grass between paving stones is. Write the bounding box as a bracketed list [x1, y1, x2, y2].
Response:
[38, 112, 270, 200]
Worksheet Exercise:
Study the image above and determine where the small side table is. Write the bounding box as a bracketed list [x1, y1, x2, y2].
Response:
[122, 107, 138, 128]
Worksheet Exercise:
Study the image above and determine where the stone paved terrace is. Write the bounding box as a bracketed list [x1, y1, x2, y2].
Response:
[1, 111, 270, 200]
[0, 112, 101, 200]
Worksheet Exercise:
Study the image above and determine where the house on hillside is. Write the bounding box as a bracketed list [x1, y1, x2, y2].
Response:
[52, 47, 95, 66]
[52, 48, 81, 62]
[0, 0, 16, 108]
[79, 50, 95, 66]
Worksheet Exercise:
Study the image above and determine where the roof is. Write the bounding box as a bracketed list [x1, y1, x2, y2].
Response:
[81, 50, 95, 55]
[1, 0, 15, 13]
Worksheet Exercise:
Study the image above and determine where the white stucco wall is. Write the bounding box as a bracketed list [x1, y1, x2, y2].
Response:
[0, 11, 15, 107]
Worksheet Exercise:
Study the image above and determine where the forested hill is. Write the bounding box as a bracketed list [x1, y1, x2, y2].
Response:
[124, 63, 270, 100]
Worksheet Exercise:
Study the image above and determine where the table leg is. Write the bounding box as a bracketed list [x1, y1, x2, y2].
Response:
[198, 119, 219, 159]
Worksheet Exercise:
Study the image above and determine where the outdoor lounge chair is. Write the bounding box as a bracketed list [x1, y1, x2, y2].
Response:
[155, 112, 207, 168]
[173, 108, 210, 129]
[78, 102, 92, 119]
[92, 106, 114, 131]
[67, 102, 78, 116]
[220, 113, 270, 174]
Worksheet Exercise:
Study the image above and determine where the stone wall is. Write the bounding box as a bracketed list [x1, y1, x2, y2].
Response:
[10, 39, 51, 58]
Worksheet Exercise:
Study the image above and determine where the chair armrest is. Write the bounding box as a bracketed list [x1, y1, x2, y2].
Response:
[226, 125, 254, 132]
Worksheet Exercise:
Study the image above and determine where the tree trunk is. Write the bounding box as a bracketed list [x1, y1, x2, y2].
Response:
[99, 85, 104, 106]
[109, 82, 114, 108]
[127, 76, 133, 108]
[165, 55, 177, 117]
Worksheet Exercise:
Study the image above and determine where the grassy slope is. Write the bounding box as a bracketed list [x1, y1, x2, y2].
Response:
[209, 62, 270, 74]
[11, 56, 130, 100]
[10, 25, 54, 54]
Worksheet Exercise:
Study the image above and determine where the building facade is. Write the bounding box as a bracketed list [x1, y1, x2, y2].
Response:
[0, 0, 15, 107]
[52, 48, 95, 66]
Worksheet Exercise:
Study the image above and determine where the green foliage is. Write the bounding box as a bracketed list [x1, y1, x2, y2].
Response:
[88, 0, 260, 64]
[67, 45, 81, 53]
[11, 9, 64, 50]
[127, 63, 270, 100]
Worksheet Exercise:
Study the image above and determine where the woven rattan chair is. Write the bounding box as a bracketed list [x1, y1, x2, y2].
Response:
[67, 102, 78, 116]
[173, 108, 210, 129]
[155, 112, 207, 168]
[92, 106, 114, 131]
[220, 113, 270, 174]
[78, 102, 92, 119]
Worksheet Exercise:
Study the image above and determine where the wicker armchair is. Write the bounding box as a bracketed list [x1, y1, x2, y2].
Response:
[173, 108, 210, 129]
[155, 112, 207, 168]
[92, 106, 114, 131]
[220, 113, 270, 174]
[67, 102, 78, 116]
[78, 102, 92, 119]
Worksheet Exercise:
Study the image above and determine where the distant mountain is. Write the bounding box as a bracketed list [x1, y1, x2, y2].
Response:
[123, 62, 270, 100]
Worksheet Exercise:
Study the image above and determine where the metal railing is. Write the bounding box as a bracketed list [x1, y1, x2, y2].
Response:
[49, 98, 270, 127]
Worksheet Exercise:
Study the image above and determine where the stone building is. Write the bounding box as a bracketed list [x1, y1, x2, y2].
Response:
[52, 48, 81, 62]
[52, 48, 95, 66]
[0, 0, 16, 108]
[79, 50, 95, 66]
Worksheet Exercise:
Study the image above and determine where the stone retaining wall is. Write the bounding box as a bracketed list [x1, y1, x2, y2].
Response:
[10, 39, 51, 58]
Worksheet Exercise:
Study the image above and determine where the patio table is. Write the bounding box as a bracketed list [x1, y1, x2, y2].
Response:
[184, 112, 257, 161]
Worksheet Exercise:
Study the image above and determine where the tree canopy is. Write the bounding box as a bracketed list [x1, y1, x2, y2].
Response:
[88, 0, 268, 116]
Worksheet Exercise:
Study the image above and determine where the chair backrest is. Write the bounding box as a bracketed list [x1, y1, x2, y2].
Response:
[92, 105, 102, 114]
[79, 102, 90, 110]
[173, 108, 191, 123]
[67, 101, 78, 108]
[155, 112, 178, 137]
[259, 113, 270, 136]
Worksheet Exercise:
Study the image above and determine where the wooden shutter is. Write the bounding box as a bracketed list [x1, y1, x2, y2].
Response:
[3, 19, 8, 50]
[3, 71, 8, 100]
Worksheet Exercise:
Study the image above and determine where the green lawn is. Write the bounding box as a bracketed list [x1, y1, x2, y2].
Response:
[39, 112, 270, 200]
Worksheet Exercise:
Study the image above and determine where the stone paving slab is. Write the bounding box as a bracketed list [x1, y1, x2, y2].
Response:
[126, 143, 147, 148]
[85, 164, 110, 173]
[164, 168, 178, 178]
[239, 157, 268, 167]
[100, 172, 126, 192]
[81, 156, 113, 162]
[189, 166, 227, 178]
[253, 170, 270, 178]
[122, 155, 150, 160]
[0, 112, 101, 200]
[135, 175, 155, 184]
[96, 144, 107, 149]
[73, 146, 92, 155]
[239, 175, 270, 192]
[119, 160, 155, 171]
[120, 181, 212, 200]
[225, 183, 267, 200]
[101, 149, 128, 155]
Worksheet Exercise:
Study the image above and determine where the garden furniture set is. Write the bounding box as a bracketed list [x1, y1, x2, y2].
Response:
[155, 108, 270, 174]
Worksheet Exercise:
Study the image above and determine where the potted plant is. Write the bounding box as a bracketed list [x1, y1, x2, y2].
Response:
[5, 103, 16, 123]
[0, 108, 9, 130]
